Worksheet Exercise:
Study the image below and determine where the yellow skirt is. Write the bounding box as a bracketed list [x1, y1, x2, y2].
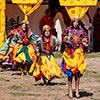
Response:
[12, 44, 36, 65]
[30, 55, 62, 80]
[62, 47, 86, 75]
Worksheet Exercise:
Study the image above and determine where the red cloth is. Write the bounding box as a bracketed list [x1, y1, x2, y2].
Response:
[39, 16, 54, 31]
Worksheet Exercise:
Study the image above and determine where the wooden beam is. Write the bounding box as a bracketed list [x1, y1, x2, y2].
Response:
[6, 1, 12, 4]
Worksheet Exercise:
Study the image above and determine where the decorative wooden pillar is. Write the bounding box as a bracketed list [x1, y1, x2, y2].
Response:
[0, 0, 6, 48]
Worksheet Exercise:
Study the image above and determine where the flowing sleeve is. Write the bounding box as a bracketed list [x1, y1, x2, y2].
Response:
[81, 29, 88, 40]
[62, 27, 69, 42]
[6, 32, 20, 55]
[0, 39, 11, 57]
[10, 32, 20, 46]
[37, 37, 43, 49]
[30, 32, 37, 43]
[80, 29, 89, 47]
[52, 36, 59, 46]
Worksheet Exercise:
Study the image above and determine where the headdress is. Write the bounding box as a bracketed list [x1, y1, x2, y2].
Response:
[21, 20, 29, 24]
[72, 15, 79, 21]
[42, 25, 51, 31]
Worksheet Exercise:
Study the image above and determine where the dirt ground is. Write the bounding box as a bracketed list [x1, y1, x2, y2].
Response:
[0, 55, 100, 100]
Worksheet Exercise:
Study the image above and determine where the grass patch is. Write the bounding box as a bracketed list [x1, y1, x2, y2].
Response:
[85, 70, 98, 77]
[96, 73, 100, 78]
[54, 52, 100, 58]
[8, 85, 22, 90]
[10, 92, 41, 96]
[0, 77, 10, 82]
[61, 74, 67, 79]
[98, 90, 100, 93]
[8, 84, 37, 92]
[91, 98, 100, 100]
[54, 52, 62, 58]
[86, 52, 100, 58]
[54, 97, 62, 100]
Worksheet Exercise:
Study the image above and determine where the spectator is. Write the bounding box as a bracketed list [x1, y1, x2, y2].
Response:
[53, 8, 66, 52]
[39, 9, 54, 31]
[93, 8, 100, 52]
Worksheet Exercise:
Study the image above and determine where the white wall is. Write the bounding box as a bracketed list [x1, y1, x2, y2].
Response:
[6, 4, 24, 24]
[29, 5, 48, 35]
[6, 4, 48, 35]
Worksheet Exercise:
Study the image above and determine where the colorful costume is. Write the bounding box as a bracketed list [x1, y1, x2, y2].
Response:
[29, 35, 62, 81]
[61, 26, 88, 77]
[10, 28, 37, 67]
[0, 39, 11, 60]
[0, 28, 20, 63]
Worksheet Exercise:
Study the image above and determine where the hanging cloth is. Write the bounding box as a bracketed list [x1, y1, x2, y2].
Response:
[65, 6, 89, 20]
[12, 0, 43, 21]
[59, 0, 98, 20]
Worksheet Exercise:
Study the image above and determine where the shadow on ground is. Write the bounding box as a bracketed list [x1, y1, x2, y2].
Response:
[34, 82, 66, 86]
[73, 91, 93, 98]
